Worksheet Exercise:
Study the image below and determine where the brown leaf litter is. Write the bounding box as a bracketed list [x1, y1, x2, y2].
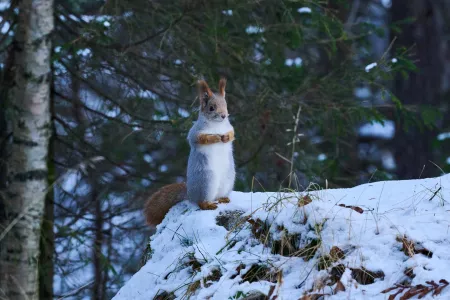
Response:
[381, 279, 449, 299]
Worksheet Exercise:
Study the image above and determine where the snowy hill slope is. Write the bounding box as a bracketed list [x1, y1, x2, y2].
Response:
[114, 175, 450, 300]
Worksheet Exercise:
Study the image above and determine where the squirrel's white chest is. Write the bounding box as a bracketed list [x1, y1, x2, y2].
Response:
[200, 142, 233, 200]
[200, 143, 232, 171]
[198, 120, 233, 172]
[199, 121, 234, 199]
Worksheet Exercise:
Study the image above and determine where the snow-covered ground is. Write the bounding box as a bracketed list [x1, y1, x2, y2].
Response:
[114, 175, 450, 299]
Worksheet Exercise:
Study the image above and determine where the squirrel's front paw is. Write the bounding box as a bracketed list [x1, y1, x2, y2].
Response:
[199, 201, 218, 210]
[221, 131, 234, 143]
[221, 134, 230, 143]
[198, 134, 222, 145]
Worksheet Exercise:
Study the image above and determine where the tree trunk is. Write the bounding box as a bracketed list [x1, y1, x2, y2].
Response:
[0, 36, 15, 191]
[391, 0, 445, 179]
[0, 0, 53, 299]
[38, 89, 55, 300]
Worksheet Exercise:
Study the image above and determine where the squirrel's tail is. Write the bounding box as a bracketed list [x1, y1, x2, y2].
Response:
[144, 182, 187, 226]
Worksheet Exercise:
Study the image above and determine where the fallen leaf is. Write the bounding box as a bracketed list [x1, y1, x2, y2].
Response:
[351, 268, 384, 285]
[404, 267, 415, 279]
[330, 264, 346, 281]
[334, 280, 345, 294]
[338, 204, 364, 214]
[299, 294, 329, 300]
[381, 279, 449, 299]
[381, 285, 400, 293]
[330, 246, 345, 261]
[298, 195, 313, 207]
[267, 285, 276, 298]
[433, 279, 449, 296]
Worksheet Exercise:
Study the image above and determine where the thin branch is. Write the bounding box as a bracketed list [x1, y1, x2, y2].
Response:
[237, 141, 266, 168]
[56, 280, 94, 300]
[289, 106, 302, 189]
[54, 90, 153, 131]
[57, 3, 185, 52]
[58, 59, 173, 125]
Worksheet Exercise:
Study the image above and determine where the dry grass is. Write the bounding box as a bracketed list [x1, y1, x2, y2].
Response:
[397, 235, 433, 258]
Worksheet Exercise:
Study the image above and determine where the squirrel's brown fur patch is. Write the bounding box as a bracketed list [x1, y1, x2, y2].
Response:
[144, 183, 187, 226]
[197, 134, 221, 145]
[197, 130, 235, 145]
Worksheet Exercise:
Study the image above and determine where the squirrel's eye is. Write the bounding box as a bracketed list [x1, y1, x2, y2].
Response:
[209, 106, 214, 111]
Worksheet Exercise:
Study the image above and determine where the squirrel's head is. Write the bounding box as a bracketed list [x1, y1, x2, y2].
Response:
[197, 78, 228, 122]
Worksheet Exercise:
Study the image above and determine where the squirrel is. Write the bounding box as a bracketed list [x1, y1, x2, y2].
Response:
[144, 78, 236, 226]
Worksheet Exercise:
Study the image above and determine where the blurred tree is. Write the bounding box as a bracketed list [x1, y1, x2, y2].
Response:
[391, 0, 450, 179]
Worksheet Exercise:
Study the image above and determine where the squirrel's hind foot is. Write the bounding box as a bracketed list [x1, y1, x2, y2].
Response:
[217, 197, 230, 204]
[199, 201, 218, 210]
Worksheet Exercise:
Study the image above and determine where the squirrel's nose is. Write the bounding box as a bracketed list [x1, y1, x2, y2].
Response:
[221, 114, 226, 119]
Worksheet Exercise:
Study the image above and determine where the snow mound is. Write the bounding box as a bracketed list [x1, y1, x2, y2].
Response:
[114, 175, 450, 299]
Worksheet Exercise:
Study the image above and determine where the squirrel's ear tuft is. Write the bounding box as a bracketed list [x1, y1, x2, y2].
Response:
[197, 80, 213, 108]
[218, 77, 227, 97]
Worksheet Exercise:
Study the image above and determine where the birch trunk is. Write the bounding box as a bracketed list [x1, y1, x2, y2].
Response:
[0, 0, 53, 299]
[38, 92, 55, 300]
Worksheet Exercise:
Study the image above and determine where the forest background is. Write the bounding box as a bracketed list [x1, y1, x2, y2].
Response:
[1, 0, 450, 299]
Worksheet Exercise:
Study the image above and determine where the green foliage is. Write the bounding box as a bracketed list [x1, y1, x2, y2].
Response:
[228, 291, 248, 299]
[421, 106, 442, 129]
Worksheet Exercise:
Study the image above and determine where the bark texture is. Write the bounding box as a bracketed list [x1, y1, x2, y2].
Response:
[0, 0, 53, 299]
[391, 0, 447, 179]
[38, 90, 55, 300]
